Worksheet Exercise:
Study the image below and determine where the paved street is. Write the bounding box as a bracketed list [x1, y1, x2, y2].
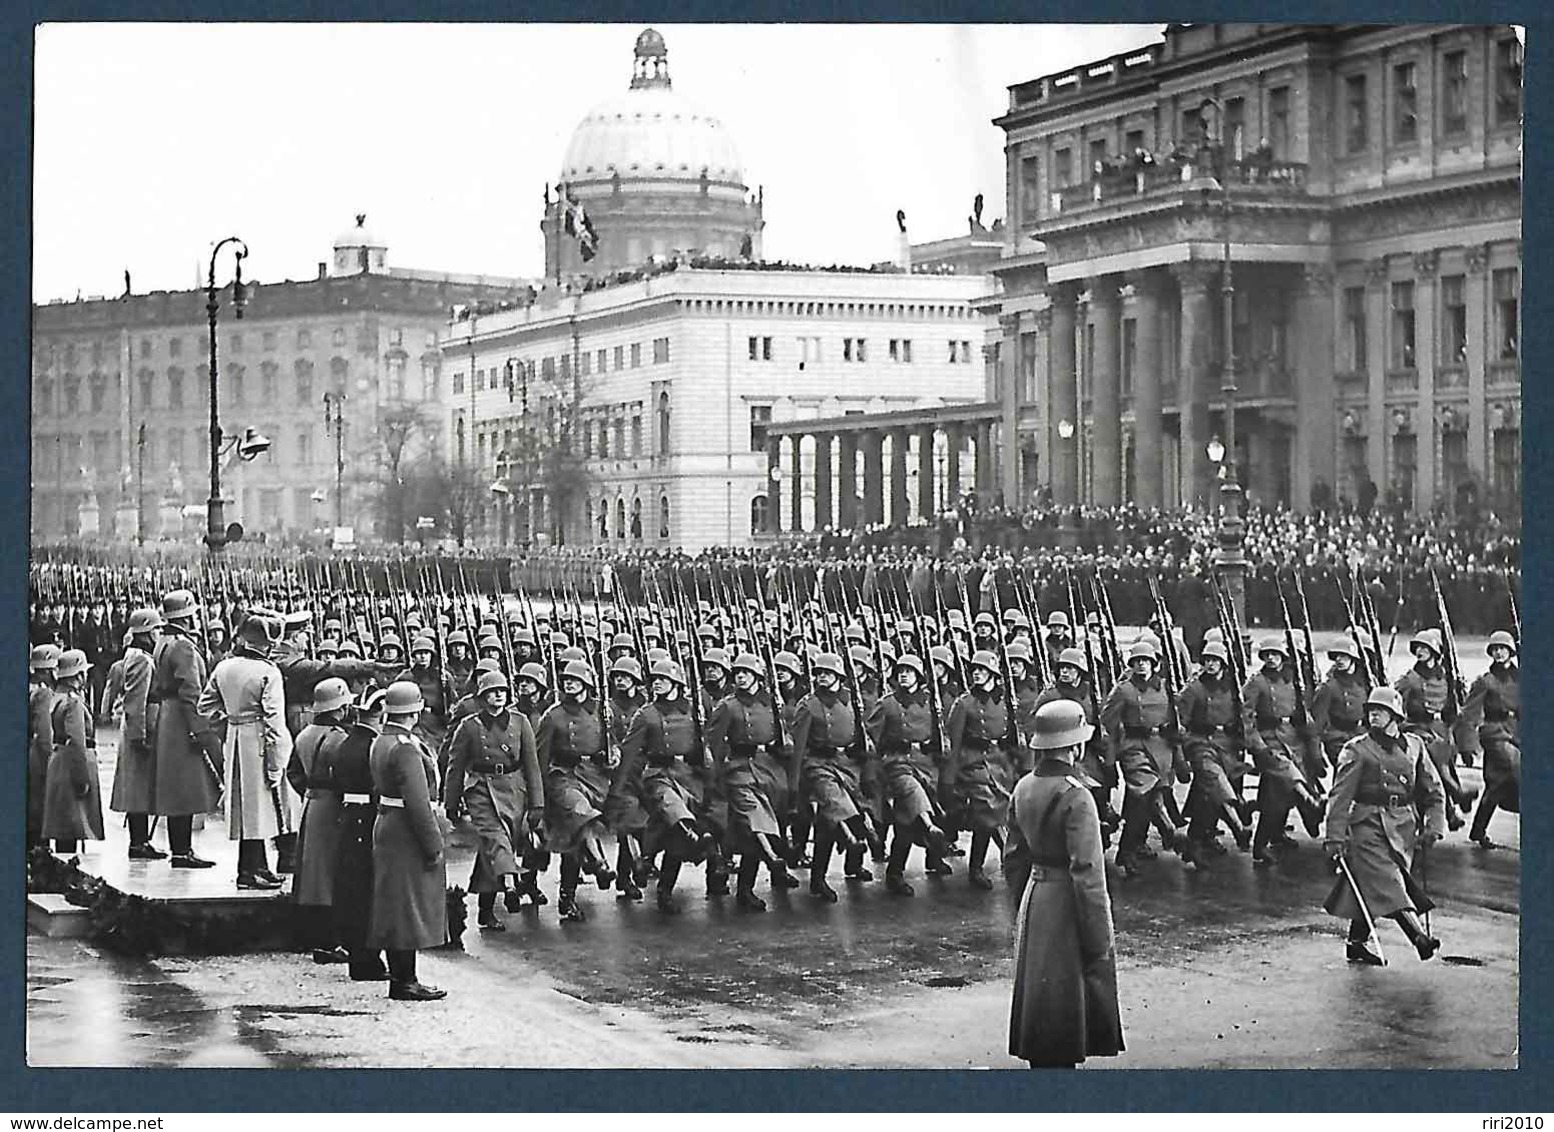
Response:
[27, 635, 1517, 1068]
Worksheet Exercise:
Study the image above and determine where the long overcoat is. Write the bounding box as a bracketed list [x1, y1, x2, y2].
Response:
[107, 646, 156, 815]
[865, 688, 941, 825]
[1003, 761, 1123, 1066]
[43, 690, 105, 842]
[1455, 664, 1519, 812]
[151, 628, 223, 816]
[446, 708, 543, 892]
[368, 725, 449, 951]
[199, 654, 294, 841]
[289, 719, 350, 906]
[331, 720, 381, 949]
[706, 689, 784, 844]
[28, 680, 55, 842]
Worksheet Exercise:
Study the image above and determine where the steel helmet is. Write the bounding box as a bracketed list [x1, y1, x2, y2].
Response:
[645, 647, 671, 666]
[611, 656, 644, 682]
[1000, 607, 1020, 625]
[849, 645, 875, 672]
[474, 657, 503, 676]
[550, 633, 572, 651]
[610, 632, 636, 652]
[703, 648, 730, 671]
[732, 652, 764, 677]
[1204, 626, 1225, 645]
[969, 649, 1001, 675]
[312, 678, 353, 714]
[319, 638, 342, 657]
[446, 629, 471, 648]
[477, 671, 511, 697]
[929, 644, 956, 669]
[1364, 686, 1405, 720]
[1031, 699, 1094, 750]
[1410, 629, 1443, 657]
[562, 660, 595, 686]
[127, 607, 164, 634]
[1327, 638, 1359, 662]
[161, 589, 198, 622]
[895, 653, 926, 680]
[1487, 630, 1517, 653]
[410, 636, 437, 656]
[1056, 646, 1089, 673]
[517, 662, 549, 688]
[384, 681, 425, 715]
[945, 609, 967, 630]
[973, 612, 997, 630]
[1258, 637, 1288, 658]
[812, 652, 846, 679]
[55, 649, 91, 681]
[1199, 641, 1230, 665]
[1126, 639, 1158, 663]
[1046, 611, 1072, 630]
[378, 634, 404, 654]
[773, 650, 802, 675]
[844, 623, 868, 644]
[1008, 610, 1031, 629]
[558, 646, 587, 665]
[696, 623, 720, 640]
[511, 626, 537, 647]
[29, 644, 60, 672]
[650, 658, 687, 686]
[1006, 641, 1033, 665]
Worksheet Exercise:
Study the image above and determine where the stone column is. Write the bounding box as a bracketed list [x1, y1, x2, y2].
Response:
[1293, 264, 1336, 510]
[1089, 277, 1122, 505]
[814, 432, 833, 530]
[972, 422, 993, 495]
[837, 431, 858, 531]
[1464, 243, 1490, 476]
[1173, 263, 1217, 509]
[765, 437, 781, 533]
[1129, 268, 1165, 508]
[1412, 250, 1438, 513]
[789, 434, 803, 531]
[945, 424, 962, 504]
[1048, 285, 1079, 504]
[916, 424, 936, 520]
[862, 429, 885, 527]
[996, 318, 1020, 506]
[889, 428, 909, 526]
[1364, 257, 1391, 493]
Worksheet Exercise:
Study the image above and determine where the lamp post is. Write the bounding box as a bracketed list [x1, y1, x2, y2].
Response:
[136, 422, 147, 546]
[1200, 97, 1247, 624]
[323, 391, 347, 530]
[205, 236, 248, 551]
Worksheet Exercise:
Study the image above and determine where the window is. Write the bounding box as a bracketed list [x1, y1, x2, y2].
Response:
[390, 327, 403, 347]
[89, 375, 106, 414]
[797, 336, 822, 367]
[1393, 432, 1417, 509]
[297, 429, 313, 466]
[453, 370, 465, 395]
[614, 418, 625, 456]
[1493, 425, 1521, 503]
[263, 424, 279, 464]
[1087, 138, 1107, 178]
[631, 414, 643, 455]
[630, 342, 642, 368]
[297, 328, 311, 349]
[139, 371, 153, 409]
[748, 336, 772, 361]
[388, 356, 406, 401]
[230, 333, 243, 354]
[658, 391, 671, 455]
[1268, 87, 1290, 159]
[262, 331, 277, 351]
[1391, 281, 1416, 370]
[141, 432, 156, 470]
[1121, 318, 1137, 396]
[1494, 268, 1519, 359]
[583, 420, 593, 459]
[659, 495, 670, 539]
[843, 338, 866, 363]
[1393, 62, 1418, 144]
[1053, 147, 1073, 188]
[63, 378, 79, 415]
[614, 497, 626, 540]
[613, 345, 624, 371]
[597, 348, 609, 374]
[1019, 154, 1041, 218]
[599, 419, 609, 459]
[653, 336, 670, 364]
[750, 494, 770, 535]
[168, 337, 182, 358]
[295, 360, 313, 406]
[749, 404, 772, 452]
[261, 362, 277, 403]
[1225, 98, 1245, 159]
[333, 328, 347, 348]
[167, 429, 184, 469]
[138, 338, 151, 357]
[1442, 50, 1467, 137]
[580, 351, 591, 377]
[36, 378, 51, 415]
[167, 369, 184, 410]
[1497, 38, 1523, 126]
[1124, 129, 1144, 156]
[1440, 275, 1467, 365]
[560, 355, 571, 381]
[1344, 286, 1368, 370]
[1231, 292, 1250, 366]
[90, 431, 107, 470]
[951, 339, 973, 363]
[1344, 74, 1368, 153]
[631, 497, 643, 540]
[261, 490, 281, 526]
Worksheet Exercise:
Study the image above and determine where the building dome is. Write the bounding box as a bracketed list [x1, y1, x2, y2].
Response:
[330, 213, 387, 276]
[334, 213, 386, 250]
[559, 29, 744, 186]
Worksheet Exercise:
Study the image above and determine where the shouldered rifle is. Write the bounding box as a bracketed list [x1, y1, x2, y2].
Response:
[1146, 572, 1184, 737]
[1428, 566, 1468, 715]
[1292, 569, 1318, 690]
[1274, 572, 1311, 728]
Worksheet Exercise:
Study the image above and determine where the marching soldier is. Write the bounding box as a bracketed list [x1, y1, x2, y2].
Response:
[1242, 637, 1326, 866]
[1034, 647, 1117, 841]
[444, 630, 475, 698]
[1175, 641, 1252, 853]
[42, 649, 105, 855]
[789, 652, 875, 903]
[604, 656, 650, 900]
[1323, 686, 1445, 965]
[1395, 629, 1477, 831]
[946, 649, 1017, 890]
[199, 614, 293, 889]
[368, 681, 449, 1001]
[446, 670, 544, 930]
[772, 649, 813, 869]
[28, 644, 61, 849]
[106, 608, 164, 859]
[705, 652, 798, 910]
[397, 635, 458, 768]
[1042, 611, 1074, 676]
[865, 653, 951, 895]
[1310, 639, 1368, 770]
[1103, 640, 1197, 876]
[1456, 630, 1520, 849]
[289, 678, 354, 962]
[1006, 641, 1042, 776]
[535, 660, 618, 922]
[150, 590, 223, 870]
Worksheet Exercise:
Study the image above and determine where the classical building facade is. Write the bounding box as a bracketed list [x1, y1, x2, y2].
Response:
[541, 28, 765, 281]
[990, 23, 1521, 514]
[442, 268, 989, 550]
[31, 221, 525, 543]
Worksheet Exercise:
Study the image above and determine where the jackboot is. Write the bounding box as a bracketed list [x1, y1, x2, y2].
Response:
[809, 824, 838, 902]
[1392, 910, 1441, 961]
[656, 855, 683, 915]
[843, 843, 874, 881]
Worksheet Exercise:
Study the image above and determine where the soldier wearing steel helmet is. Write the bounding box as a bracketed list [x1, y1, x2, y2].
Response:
[1456, 630, 1520, 848]
[603, 656, 651, 901]
[1395, 629, 1477, 831]
[1175, 640, 1253, 854]
[1241, 635, 1327, 866]
[1310, 638, 1369, 771]
[771, 648, 814, 869]
[1036, 645, 1118, 841]
[150, 589, 224, 870]
[535, 659, 618, 922]
[395, 635, 458, 759]
[289, 678, 355, 962]
[42, 649, 105, 855]
[333, 687, 388, 982]
[28, 644, 62, 849]
[790, 651, 876, 903]
[1006, 641, 1043, 778]
[946, 649, 1018, 890]
[705, 652, 798, 910]
[104, 609, 164, 859]
[1322, 685, 1446, 966]
[865, 652, 952, 895]
[1004, 699, 1123, 1069]
[446, 669, 544, 931]
[368, 680, 449, 1001]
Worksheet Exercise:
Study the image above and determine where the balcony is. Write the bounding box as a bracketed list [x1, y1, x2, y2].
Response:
[1051, 154, 1310, 220]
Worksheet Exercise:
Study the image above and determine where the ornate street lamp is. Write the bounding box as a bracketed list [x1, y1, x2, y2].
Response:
[205, 237, 248, 551]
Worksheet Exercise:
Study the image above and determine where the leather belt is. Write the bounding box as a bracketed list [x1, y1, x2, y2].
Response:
[342, 792, 372, 804]
[1356, 792, 1410, 808]
[961, 736, 991, 752]
[1124, 726, 1161, 738]
[808, 744, 847, 757]
[304, 787, 334, 800]
[730, 743, 770, 758]
[1485, 711, 1519, 721]
[471, 762, 514, 775]
[379, 796, 405, 809]
[1189, 726, 1229, 737]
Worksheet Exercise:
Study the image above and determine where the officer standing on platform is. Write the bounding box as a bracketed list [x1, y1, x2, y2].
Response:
[150, 590, 223, 870]
[105, 609, 164, 859]
[289, 678, 354, 962]
[29, 644, 61, 849]
[333, 687, 388, 982]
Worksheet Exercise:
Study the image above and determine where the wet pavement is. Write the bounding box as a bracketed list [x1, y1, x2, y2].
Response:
[27, 635, 1517, 1068]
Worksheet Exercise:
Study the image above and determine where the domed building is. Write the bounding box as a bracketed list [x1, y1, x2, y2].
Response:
[330, 213, 388, 276]
[543, 28, 765, 278]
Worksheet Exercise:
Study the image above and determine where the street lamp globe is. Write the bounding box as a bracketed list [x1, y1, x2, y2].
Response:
[1207, 437, 1226, 465]
[1057, 419, 1075, 440]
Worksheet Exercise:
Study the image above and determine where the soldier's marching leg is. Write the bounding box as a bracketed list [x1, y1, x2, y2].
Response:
[786, 806, 812, 868]
[477, 892, 506, 931]
[1116, 790, 1150, 876]
[735, 853, 766, 912]
[1390, 909, 1441, 961]
[756, 831, 798, 888]
[705, 838, 730, 896]
[1252, 784, 1289, 867]
[843, 841, 874, 882]
[615, 834, 643, 901]
[656, 853, 684, 914]
[968, 830, 993, 890]
[1346, 918, 1383, 966]
[558, 853, 586, 923]
[810, 821, 838, 902]
[581, 828, 615, 890]
[885, 824, 914, 896]
[1469, 795, 1499, 847]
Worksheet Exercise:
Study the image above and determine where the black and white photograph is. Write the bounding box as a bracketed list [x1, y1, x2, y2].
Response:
[25, 20, 1521, 1072]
